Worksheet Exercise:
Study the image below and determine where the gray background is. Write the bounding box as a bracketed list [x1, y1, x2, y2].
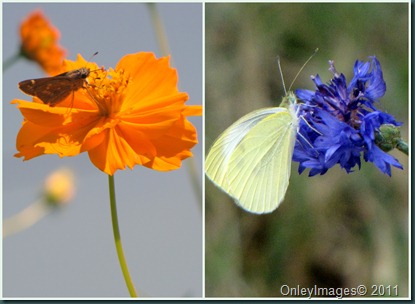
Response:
[3, 3, 202, 298]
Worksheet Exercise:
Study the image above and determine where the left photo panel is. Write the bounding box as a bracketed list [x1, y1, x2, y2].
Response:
[3, 3, 203, 298]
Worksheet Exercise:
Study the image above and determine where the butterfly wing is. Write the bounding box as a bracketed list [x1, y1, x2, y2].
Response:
[206, 107, 281, 188]
[206, 107, 298, 214]
[228, 108, 298, 213]
[18, 77, 75, 105]
[18, 69, 88, 106]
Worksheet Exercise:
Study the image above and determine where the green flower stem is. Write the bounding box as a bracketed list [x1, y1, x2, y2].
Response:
[147, 3, 170, 57]
[3, 199, 51, 238]
[3, 51, 22, 71]
[147, 3, 202, 205]
[187, 156, 202, 210]
[108, 174, 138, 297]
[397, 139, 408, 155]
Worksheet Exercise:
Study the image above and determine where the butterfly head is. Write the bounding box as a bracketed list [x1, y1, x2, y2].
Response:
[280, 91, 297, 108]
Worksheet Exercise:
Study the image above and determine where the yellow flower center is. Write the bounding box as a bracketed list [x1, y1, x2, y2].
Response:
[87, 68, 130, 117]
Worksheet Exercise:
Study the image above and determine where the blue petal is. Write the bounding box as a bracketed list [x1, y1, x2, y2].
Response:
[293, 56, 403, 176]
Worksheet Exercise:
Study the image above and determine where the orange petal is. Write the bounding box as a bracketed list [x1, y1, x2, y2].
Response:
[143, 116, 199, 171]
[13, 99, 101, 160]
[85, 120, 158, 175]
[183, 105, 203, 116]
[15, 120, 82, 159]
[116, 53, 181, 110]
[86, 127, 152, 175]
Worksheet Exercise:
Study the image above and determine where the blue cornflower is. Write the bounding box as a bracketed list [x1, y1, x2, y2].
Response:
[293, 56, 403, 176]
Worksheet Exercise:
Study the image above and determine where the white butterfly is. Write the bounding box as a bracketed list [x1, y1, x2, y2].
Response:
[206, 91, 299, 214]
[205, 51, 319, 214]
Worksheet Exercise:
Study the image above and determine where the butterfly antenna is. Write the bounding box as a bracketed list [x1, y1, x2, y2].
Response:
[288, 48, 319, 91]
[277, 56, 287, 95]
[85, 52, 99, 69]
[86, 52, 102, 80]
[89, 52, 98, 60]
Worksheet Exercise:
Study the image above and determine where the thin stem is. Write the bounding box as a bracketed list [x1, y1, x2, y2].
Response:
[108, 174, 138, 297]
[397, 139, 408, 155]
[187, 156, 203, 210]
[3, 51, 22, 71]
[147, 3, 170, 57]
[3, 199, 51, 238]
[147, 3, 202, 204]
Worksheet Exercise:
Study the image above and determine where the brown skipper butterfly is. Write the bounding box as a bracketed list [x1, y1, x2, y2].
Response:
[18, 52, 99, 107]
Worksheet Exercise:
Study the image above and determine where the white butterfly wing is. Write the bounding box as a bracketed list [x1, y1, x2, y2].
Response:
[206, 108, 282, 189]
[206, 107, 297, 214]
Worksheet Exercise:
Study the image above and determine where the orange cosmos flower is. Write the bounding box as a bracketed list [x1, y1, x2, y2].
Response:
[20, 10, 66, 75]
[13, 52, 202, 175]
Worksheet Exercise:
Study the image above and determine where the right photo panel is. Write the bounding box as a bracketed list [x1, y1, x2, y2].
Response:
[205, 2, 409, 298]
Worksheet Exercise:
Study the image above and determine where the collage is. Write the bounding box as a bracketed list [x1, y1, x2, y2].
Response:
[2, 1, 410, 300]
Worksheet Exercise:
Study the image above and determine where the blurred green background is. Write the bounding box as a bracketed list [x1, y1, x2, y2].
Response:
[205, 3, 408, 298]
